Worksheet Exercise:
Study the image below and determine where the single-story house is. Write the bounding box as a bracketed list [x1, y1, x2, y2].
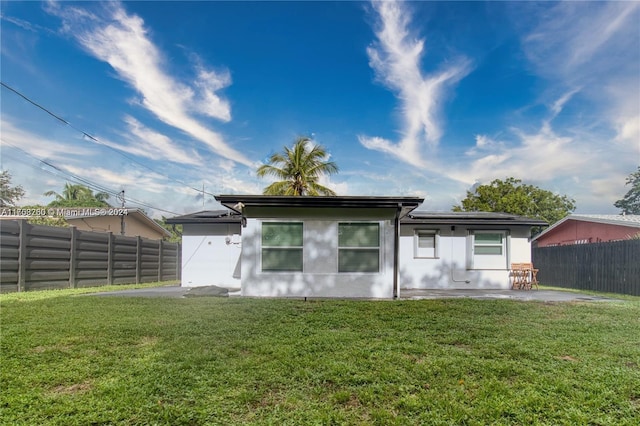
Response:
[532, 214, 640, 247]
[167, 195, 546, 298]
[64, 207, 171, 240]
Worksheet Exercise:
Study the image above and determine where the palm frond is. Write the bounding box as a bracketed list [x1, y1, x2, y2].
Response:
[257, 137, 339, 196]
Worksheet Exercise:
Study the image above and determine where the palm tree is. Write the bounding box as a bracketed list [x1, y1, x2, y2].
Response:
[257, 137, 339, 196]
[44, 183, 110, 207]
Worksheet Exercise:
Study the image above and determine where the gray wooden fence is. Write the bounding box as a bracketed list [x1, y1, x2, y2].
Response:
[532, 239, 640, 296]
[0, 220, 181, 293]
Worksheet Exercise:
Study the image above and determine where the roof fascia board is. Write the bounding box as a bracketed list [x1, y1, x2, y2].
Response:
[214, 195, 423, 218]
[402, 220, 545, 226]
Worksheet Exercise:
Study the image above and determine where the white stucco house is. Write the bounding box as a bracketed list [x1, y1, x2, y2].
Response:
[167, 195, 546, 298]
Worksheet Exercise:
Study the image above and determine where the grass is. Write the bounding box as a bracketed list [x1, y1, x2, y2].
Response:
[1, 288, 639, 425]
[0, 281, 179, 302]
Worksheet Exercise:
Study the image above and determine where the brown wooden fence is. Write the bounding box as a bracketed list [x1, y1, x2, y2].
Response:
[0, 220, 181, 293]
[532, 239, 640, 296]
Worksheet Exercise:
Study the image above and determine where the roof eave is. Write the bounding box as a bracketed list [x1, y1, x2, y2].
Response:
[166, 210, 241, 225]
[402, 218, 547, 226]
[214, 195, 424, 218]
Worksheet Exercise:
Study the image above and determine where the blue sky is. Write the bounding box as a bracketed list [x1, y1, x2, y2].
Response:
[1, 0, 638, 217]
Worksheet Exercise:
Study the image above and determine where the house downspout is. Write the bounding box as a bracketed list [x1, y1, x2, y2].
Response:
[393, 203, 402, 299]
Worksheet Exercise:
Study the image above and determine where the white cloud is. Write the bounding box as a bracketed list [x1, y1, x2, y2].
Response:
[0, 117, 94, 161]
[46, 0, 252, 167]
[591, 174, 628, 205]
[522, 1, 640, 147]
[524, 2, 640, 76]
[318, 174, 349, 195]
[549, 88, 581, 118]
[359, 0, 471, 167]
[217, 174, 261, 195]
[192, 63, 232, 121]
[106, 116, 204, 166]
[615, 116, 640, 148]
[606, 81, 640, 151]
[1, 14, 54, 34]
[64, 165, 169, 195]
[465, 135, 505, 157]
[447, 120, 591, 187]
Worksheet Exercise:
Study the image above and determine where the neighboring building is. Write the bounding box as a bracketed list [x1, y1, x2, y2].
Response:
[167, 196, 546, 298]
[65, 208, 171, 240]
[532, 214, 640, 248]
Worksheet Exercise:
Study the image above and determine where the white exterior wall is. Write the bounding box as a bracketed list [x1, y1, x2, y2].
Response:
[241, 217, 396, 298]
[399, 225, 533, 290]
[180, 223, 241, 288]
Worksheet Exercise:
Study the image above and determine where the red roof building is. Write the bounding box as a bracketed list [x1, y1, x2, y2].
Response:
[532, 214, 640, 247]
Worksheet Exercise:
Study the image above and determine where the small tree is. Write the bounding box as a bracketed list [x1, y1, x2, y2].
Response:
[453, 177, 576, 227]
[155, 217, 182, 243]
[0, 170, 25, 207]
[614, 167, 640, 215]
[257, 137, 339, 196]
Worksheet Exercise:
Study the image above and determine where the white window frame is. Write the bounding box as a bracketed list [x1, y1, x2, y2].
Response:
[261, 222, 304, 272]
[473, 231, 505, 255]
[469, 230, 509, 270]
[337, 222, 381, 273]
[414, 230, 439, 259]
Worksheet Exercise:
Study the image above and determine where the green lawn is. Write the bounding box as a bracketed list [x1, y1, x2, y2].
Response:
[1, 287, 639, 425]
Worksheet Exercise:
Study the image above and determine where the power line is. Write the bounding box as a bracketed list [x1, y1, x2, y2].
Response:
[1, 81, 220, 199]
[2, 145, 179, 215]
[1, 140, 180, 215]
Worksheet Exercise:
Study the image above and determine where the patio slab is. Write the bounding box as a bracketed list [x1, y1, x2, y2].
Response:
[400, 288, 619, 302]
[89, 285, 619, 302]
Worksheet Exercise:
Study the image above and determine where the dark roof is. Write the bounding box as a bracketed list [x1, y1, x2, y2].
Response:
[166, 210, 241, 224]
[215, 195, 424, 218]
[403, 211, 547, 226]
[167, 207, 546, 227]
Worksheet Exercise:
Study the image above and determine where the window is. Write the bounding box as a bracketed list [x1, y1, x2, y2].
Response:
[338, 223, 380, 273]
[261, 222, 303, 272]
[474, 232, 503, 255]
[470, 231, 508, 270]
[414, 230, 438, 258]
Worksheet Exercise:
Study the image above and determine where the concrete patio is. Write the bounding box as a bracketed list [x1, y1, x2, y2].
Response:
[89, 285, 619, 302]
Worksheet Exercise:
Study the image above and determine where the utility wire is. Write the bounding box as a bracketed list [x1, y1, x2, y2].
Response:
[1, 140, 180, 216]
[1, 81, 220, 198]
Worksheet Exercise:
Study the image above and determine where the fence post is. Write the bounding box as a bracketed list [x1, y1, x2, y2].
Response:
[17, 220, 29, 292]
[107, 232, 114, 285]
[69, 226, 78, 288]
[177, 243, 181, 281]
[157, 239, 164, 282]
[136, 236, 142, 284]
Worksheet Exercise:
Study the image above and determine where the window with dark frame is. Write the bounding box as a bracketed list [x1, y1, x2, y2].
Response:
[338, 222, 380, 273]
[261, 222, 303, 272]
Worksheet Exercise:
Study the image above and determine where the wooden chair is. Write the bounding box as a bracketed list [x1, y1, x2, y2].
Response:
[529, 265, 539, 290]
[510, 263, 539, 290]
[510, 263, 526, 290]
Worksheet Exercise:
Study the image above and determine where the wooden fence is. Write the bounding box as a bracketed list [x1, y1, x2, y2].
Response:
[532, 239, 640, 296]
[0, 220, 181, 293]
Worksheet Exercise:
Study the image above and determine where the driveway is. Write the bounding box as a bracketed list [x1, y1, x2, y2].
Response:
[90, 285, 618, 302]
